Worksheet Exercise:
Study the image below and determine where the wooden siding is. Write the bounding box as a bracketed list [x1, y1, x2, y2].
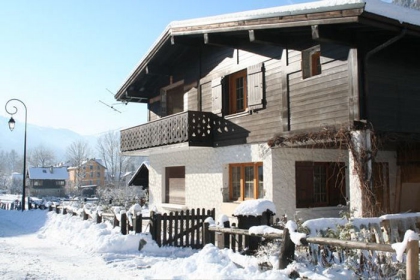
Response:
[199, 47, 284, 146]
[366, 40, 420, 133]
[287, 44, 351, 131]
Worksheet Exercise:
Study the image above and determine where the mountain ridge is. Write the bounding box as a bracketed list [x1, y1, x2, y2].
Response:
[0, 116, 100, 161]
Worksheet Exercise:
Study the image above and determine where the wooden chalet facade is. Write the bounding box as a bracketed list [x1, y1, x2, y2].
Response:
[115, 0, 420, 219]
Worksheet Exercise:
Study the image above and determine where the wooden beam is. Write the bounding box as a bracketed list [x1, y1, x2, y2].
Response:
[145, 64, 171, 76]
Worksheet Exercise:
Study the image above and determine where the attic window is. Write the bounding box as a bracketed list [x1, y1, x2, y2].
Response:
[42, 170, 47, 173]
[302, 45, 321, 79]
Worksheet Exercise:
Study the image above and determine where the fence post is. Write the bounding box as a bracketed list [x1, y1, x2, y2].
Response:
[217, 221, 230, 249]
[83, 210, 88, 220]
[121, 213, 127, 235]
[134, 213, 142, 233]
[279, 228, 295, 269]
[63, 207, 67, 215]
[149, 212, 162, 247]
[406, 239, 419, 280]
[203, 222, 212, 245]
[96, 212, 102, 223]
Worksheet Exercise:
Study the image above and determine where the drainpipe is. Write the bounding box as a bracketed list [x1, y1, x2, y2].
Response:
[361, 28, 406, 199]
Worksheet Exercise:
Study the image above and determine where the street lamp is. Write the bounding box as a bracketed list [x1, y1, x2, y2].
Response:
[5, 99, 27, 211]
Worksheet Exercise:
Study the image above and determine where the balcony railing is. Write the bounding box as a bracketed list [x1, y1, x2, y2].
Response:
[121, 111, 214, 152]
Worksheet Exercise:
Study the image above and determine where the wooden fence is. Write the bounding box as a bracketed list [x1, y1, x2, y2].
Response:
[150, 208, 215, 249]
[49, 205, 215, 250]
[203, 222, 419, 279]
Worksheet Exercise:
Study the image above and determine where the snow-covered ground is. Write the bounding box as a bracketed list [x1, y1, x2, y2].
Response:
[0, 207, 360, 280]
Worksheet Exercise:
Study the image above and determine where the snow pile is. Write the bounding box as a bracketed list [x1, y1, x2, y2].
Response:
[303, 217, 347, 237]
[391, 230, 420, 262]
[249, 225, 283, 235]
[233, 199, 276, 216]
[286, 220, 307, 246]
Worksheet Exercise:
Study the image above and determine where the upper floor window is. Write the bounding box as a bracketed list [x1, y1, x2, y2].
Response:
[228, 69, 247, 115]
[295, 161, 346, 208]
[90, 165, 93, 170]
[302, 45, 321, 79]
[55, 180, 65, 186]
[212, 63, 264, 117]
[229, 162, 263, 201]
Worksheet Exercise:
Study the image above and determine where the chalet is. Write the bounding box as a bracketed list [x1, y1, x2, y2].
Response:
[27, 166, 68, 197]
[114, 0, 420, 220]
[67, 158, 107, 196]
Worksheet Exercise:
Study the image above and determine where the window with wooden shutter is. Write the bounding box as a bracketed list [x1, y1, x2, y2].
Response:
[165, 166, 185, 205]
[247, 62, 264, 110]
[296, 161, 346, 208]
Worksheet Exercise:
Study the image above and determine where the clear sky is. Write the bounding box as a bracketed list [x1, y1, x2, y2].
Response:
[0, 0, 311, 136]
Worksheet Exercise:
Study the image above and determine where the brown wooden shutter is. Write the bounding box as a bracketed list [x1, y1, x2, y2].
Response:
[160, 88, 167, 118]
[211, 77, 222, 115]
[327, 162, 346, 206]
[247, 62, 264, 110]
[295, 161, 314, 208]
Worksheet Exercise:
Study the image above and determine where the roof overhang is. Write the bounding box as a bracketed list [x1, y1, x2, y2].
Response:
[114, 0, 420, 104]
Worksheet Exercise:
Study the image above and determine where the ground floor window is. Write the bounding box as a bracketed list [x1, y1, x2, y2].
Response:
[229, 162, 263, 201]
[165, 166, 185, 204]
[295, 161, 346, 208]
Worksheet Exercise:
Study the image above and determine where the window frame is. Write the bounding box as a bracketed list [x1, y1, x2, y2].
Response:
[165, 166, 186, 205]
[302, 45, 322, 79]
[295, 161, 346, 208]
[229, 162, 263, 201]
[227, 69, 248, 115]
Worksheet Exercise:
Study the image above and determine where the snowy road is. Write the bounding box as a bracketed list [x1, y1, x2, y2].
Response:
[0, 210, 140, 280]
[0, 234, 137, 280]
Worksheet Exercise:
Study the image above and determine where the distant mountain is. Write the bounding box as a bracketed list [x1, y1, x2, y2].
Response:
[0, 116, 98, 161]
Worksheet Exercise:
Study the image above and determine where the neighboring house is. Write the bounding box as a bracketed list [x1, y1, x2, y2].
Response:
[67, 158, 107, 196]
[27, 166, 68, 197]
[127, 161, 149, 190]
[113, 0, 420, 220]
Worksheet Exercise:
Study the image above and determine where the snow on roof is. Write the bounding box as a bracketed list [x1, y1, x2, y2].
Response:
[233, 199, 276, 216]
[118, 0, 420, 98]
[169, 0, 420, 28]
[80, 158, 106, 168]
[28, 167, 69, 180]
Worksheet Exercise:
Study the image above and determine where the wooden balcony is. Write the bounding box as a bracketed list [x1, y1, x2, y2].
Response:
[121, 111, 214, 152]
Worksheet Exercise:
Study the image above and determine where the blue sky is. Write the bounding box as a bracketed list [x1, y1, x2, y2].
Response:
[0, 0, 311, 136]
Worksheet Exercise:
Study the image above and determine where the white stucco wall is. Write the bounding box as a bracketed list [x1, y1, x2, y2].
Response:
[147, 143, 271, 220]
[146, 142, 397, 222]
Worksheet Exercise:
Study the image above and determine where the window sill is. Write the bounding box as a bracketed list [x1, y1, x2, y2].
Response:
[160, 203, 188, 211]
[224, 110, 250, 120]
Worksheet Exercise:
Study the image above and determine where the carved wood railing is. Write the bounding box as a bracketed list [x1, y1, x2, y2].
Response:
[120, 111, 214, 152]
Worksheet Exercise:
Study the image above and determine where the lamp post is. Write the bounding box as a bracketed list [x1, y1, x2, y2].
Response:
[5, 99, 27, 211]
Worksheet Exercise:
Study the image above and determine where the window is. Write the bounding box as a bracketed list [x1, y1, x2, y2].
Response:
[33, 180, 43, 186]
[97, 172, 101, 178]
[55, 181, 65, 186]
[227, 69, 247, 115]
[295, 161, 346, 208]
[160, 81, 184, 117]
[302, 45, 321, 79]
[165, 166, 185, 205]
[212, 63, 264, 116]
[229, 162, 263, 201]
[90, 165, 93, 170]
[90, 172, 93, 178]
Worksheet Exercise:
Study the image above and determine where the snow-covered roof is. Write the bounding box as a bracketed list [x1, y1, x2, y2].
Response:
[81, 158, 105, 168]
[116, 0, 420, 99]
[128, 161, 149, 186]
[28, 167, 69, 180]
[169, 0, 420, 29]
